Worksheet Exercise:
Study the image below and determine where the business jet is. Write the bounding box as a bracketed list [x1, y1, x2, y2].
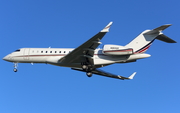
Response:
[3, 22, 176, 80]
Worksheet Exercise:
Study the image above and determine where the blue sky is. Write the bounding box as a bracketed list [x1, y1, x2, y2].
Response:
[0, 0, 180, 113]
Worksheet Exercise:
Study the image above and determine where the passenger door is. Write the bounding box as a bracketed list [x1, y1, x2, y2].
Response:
[23, 48, 30, 60]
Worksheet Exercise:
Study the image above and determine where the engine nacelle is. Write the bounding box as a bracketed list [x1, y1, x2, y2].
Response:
[102, 44, 133, 55]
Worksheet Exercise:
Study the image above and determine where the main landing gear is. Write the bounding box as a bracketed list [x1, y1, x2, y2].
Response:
[86, 72, 92, 77]
[82, 65, 93, 77]
[13, 63, 18, 72]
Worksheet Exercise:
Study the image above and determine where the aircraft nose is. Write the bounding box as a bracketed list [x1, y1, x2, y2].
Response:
[3, 55, 9, 61]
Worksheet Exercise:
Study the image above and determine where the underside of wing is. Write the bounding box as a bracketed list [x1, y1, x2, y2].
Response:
[72, 68, 136, 80]
[59, 22, 113, 66]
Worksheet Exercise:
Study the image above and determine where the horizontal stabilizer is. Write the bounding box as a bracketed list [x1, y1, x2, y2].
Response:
[144, 24, 172, 35]
[156, 34, 176, 43]
[142, 24, 176, 43]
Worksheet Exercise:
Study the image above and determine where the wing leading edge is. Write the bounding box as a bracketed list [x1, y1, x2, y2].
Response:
[60, 22, 136, 80]
[72, 68, 136, 80]
[59, 22, 113, 65]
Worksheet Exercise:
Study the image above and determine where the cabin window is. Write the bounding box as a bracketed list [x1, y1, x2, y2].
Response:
[46, 51, 48, 53]
[59, 51, 61, 53]
[64, 51, 66, 53]
[55, 51, 57, 53]
[32, 50, 34, 53]
[50, 51, 52, 53]
[41, 51, 43, 53]
[37, 51, 39, 53]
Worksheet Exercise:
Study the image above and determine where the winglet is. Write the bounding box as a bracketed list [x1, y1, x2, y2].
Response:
[101, 22, 113, 32]
[117, 72, 136, 80]
[128, 72, 136, 79]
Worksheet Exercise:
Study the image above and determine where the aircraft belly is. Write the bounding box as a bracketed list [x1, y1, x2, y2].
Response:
[48, 62, 82, 68]
[94, 55, 128, 65]
[29, 56, 47, 63]
[94, 58, 115, 65]
[11, 56, 48, 63]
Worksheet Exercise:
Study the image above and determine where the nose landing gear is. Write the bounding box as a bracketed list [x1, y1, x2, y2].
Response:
[13, 68, 17, 72]
[13, 63, 18, 72]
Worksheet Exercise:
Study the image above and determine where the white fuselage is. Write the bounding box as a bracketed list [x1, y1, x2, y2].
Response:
[3, 48, 151, 68]
[2, 23, 176, 79]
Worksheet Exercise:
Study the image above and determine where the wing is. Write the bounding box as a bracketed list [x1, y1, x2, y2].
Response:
[72, 68, 136, 80]
[59, 22, 113, 65]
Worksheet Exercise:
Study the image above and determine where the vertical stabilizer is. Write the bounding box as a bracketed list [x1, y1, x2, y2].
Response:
[125, 25, 176, 54]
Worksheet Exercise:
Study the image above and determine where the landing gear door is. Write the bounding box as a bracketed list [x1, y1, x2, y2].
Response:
[23, 48, 30, 60]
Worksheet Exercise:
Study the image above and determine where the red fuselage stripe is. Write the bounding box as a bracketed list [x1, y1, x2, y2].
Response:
[104, 49, 133, 53]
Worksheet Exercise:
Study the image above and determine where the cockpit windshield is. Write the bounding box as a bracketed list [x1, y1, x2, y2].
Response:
[14, 49, 20, 52]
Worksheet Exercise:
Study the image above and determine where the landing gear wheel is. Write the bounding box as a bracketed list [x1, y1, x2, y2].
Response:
[13, 68, 17, 72]
[82, 65, 87, 70]
[13, 63, 18, 72]
[86, 72, 92, 77]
